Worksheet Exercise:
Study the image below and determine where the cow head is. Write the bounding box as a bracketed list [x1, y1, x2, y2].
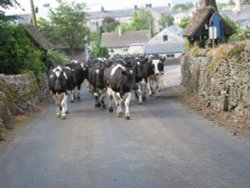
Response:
[150, 55, 165, 76]
[49, 66, 67, 93]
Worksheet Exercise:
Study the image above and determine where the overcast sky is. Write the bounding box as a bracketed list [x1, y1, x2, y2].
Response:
[5, 0, 230, 18]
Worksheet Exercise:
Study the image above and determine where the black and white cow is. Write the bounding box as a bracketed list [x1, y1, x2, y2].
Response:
[104, 62, 137, 120]
[65, 59, 87, 102]
[145, 55, 165, 97]
[86, 59, 107, 108]
[48, 66, 76, 119]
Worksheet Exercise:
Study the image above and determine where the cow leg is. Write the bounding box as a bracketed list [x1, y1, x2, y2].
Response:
[147, 78, 153, 96]
[61, 93, 68, 119]
[77, 85, 81, 100]
[124, 92, 132, 120]
[107, 87, 113, 112]
[100, 92, 106, 109]
[135, 84, 143, 105]
[53, 94, 62, 117]
[113, 92, 122, 118]
[155, 80, 160, 97]
[70, 89, 76, 103]
[140, 80, 147, 101]
[93, 92, 101, 107]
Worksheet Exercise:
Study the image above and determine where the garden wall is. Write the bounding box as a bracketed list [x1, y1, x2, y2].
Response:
[181, 41, 250, 118]
[0, 72, 49, 129]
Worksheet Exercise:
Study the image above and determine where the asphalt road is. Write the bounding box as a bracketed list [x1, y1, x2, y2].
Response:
[0, 65, 250, 188]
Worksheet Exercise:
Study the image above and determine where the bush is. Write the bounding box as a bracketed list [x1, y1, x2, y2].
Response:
[47, 50, 69, 66]
[228, 29, 250, 43]
[0, 24, 46, 82]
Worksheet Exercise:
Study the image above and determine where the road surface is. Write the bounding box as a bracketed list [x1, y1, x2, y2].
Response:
[0, 65, 250, 188]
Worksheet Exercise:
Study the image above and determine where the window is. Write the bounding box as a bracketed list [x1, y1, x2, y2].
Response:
[167, 54, 174, 58]
[163, 35, 168, 41]
[123, 48, 128, 52]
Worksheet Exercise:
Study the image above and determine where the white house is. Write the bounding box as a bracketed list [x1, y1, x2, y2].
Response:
[144, 25, 185, 58]
[101, 29, 150, 57]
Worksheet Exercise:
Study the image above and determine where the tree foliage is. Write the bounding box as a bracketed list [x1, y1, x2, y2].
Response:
[0, 0, 20, 24]
[38, 0, 90, 56]
[228, 0, 236, 6]
[90, 31, 109, 58]
[172, 3, 194, 12]
[205, 0, 218, 10]
[120, 9, 154, 35]
[0, 24, 45, 81]
[160, 13, 174, 28]
[102, 17, 119, 32]
[179, 17, 191, 29]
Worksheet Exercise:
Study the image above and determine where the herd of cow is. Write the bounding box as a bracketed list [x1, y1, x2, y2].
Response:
[48, 55, 166, 120]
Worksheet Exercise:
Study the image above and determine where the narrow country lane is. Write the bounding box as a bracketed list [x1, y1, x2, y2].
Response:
[0, 65, 250, 188]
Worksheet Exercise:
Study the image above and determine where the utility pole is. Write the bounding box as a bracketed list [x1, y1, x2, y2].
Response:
[30, 0, 37, 27]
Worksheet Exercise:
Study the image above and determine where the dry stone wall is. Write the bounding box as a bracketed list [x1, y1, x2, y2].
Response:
[0, 72, 49, 128]
[181, 41, 250, 119]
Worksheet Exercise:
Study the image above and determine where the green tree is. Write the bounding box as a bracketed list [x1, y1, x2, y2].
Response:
[121, 9, 154, 36]
[205, 0, 218, 10]
[179, 17, 191, 29]
[0, 24, 45, 81]
[102, 17, 119, 32]
[90, 31, 109, 58]
[228, 0, 235, 6]
[0, 0, 20, 24]
[38, 0, 90, 56]
[172, 3, 194, 12]
[160, 13, 174, 28]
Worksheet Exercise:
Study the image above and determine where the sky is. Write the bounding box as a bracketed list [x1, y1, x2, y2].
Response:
[4, 0, 230, 18]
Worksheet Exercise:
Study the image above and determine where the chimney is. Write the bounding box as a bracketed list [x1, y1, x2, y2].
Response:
[118, 26, 122, 36]
[145, 4, 152, 8]
[101, 6, 105, 12]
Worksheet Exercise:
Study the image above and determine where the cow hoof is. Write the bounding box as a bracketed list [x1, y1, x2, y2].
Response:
[125, 116, 130, 120]
[109, 108, 113, 113]
[142, 96, 146, 101]
[70, 100, 75, 103]
[139, 102, 143, 105]
[61, 116, 66, 119]
[102, 104, 106, 109]
[57, 114, 61, 118]
[95, 103, 101, 108]
[65, 111, 69, 114]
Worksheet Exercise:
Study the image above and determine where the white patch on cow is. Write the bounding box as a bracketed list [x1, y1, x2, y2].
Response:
[111, 64, 126, 76]
[95, 69, 100, 74]
[137, 61, 141, 65]
[53, 66, 62, 74]
[65, 66, 71, 70]
[63, 72, 68, 79]
[129, 70, 133, 74]
[152, 59, 160, 74]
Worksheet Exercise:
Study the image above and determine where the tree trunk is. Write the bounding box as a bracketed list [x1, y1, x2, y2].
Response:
[205, 0, 218, 10]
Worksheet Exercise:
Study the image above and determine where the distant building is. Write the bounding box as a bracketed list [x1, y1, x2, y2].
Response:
[9, 14, 32, 25]
[144, 25, 185, 58]
[87, 5, 171, 32]
[220, 3, 250, 29]
[101, 29, 150, 56]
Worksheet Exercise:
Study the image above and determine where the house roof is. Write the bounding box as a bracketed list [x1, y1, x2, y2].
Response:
[182, 6, 216, 37]
[144, 43, 185, 54]
[101, 30, 150, 48]
[23, 24, 54, 50]
[183, 6, 234, 37]
[87, 6, 171, 20]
